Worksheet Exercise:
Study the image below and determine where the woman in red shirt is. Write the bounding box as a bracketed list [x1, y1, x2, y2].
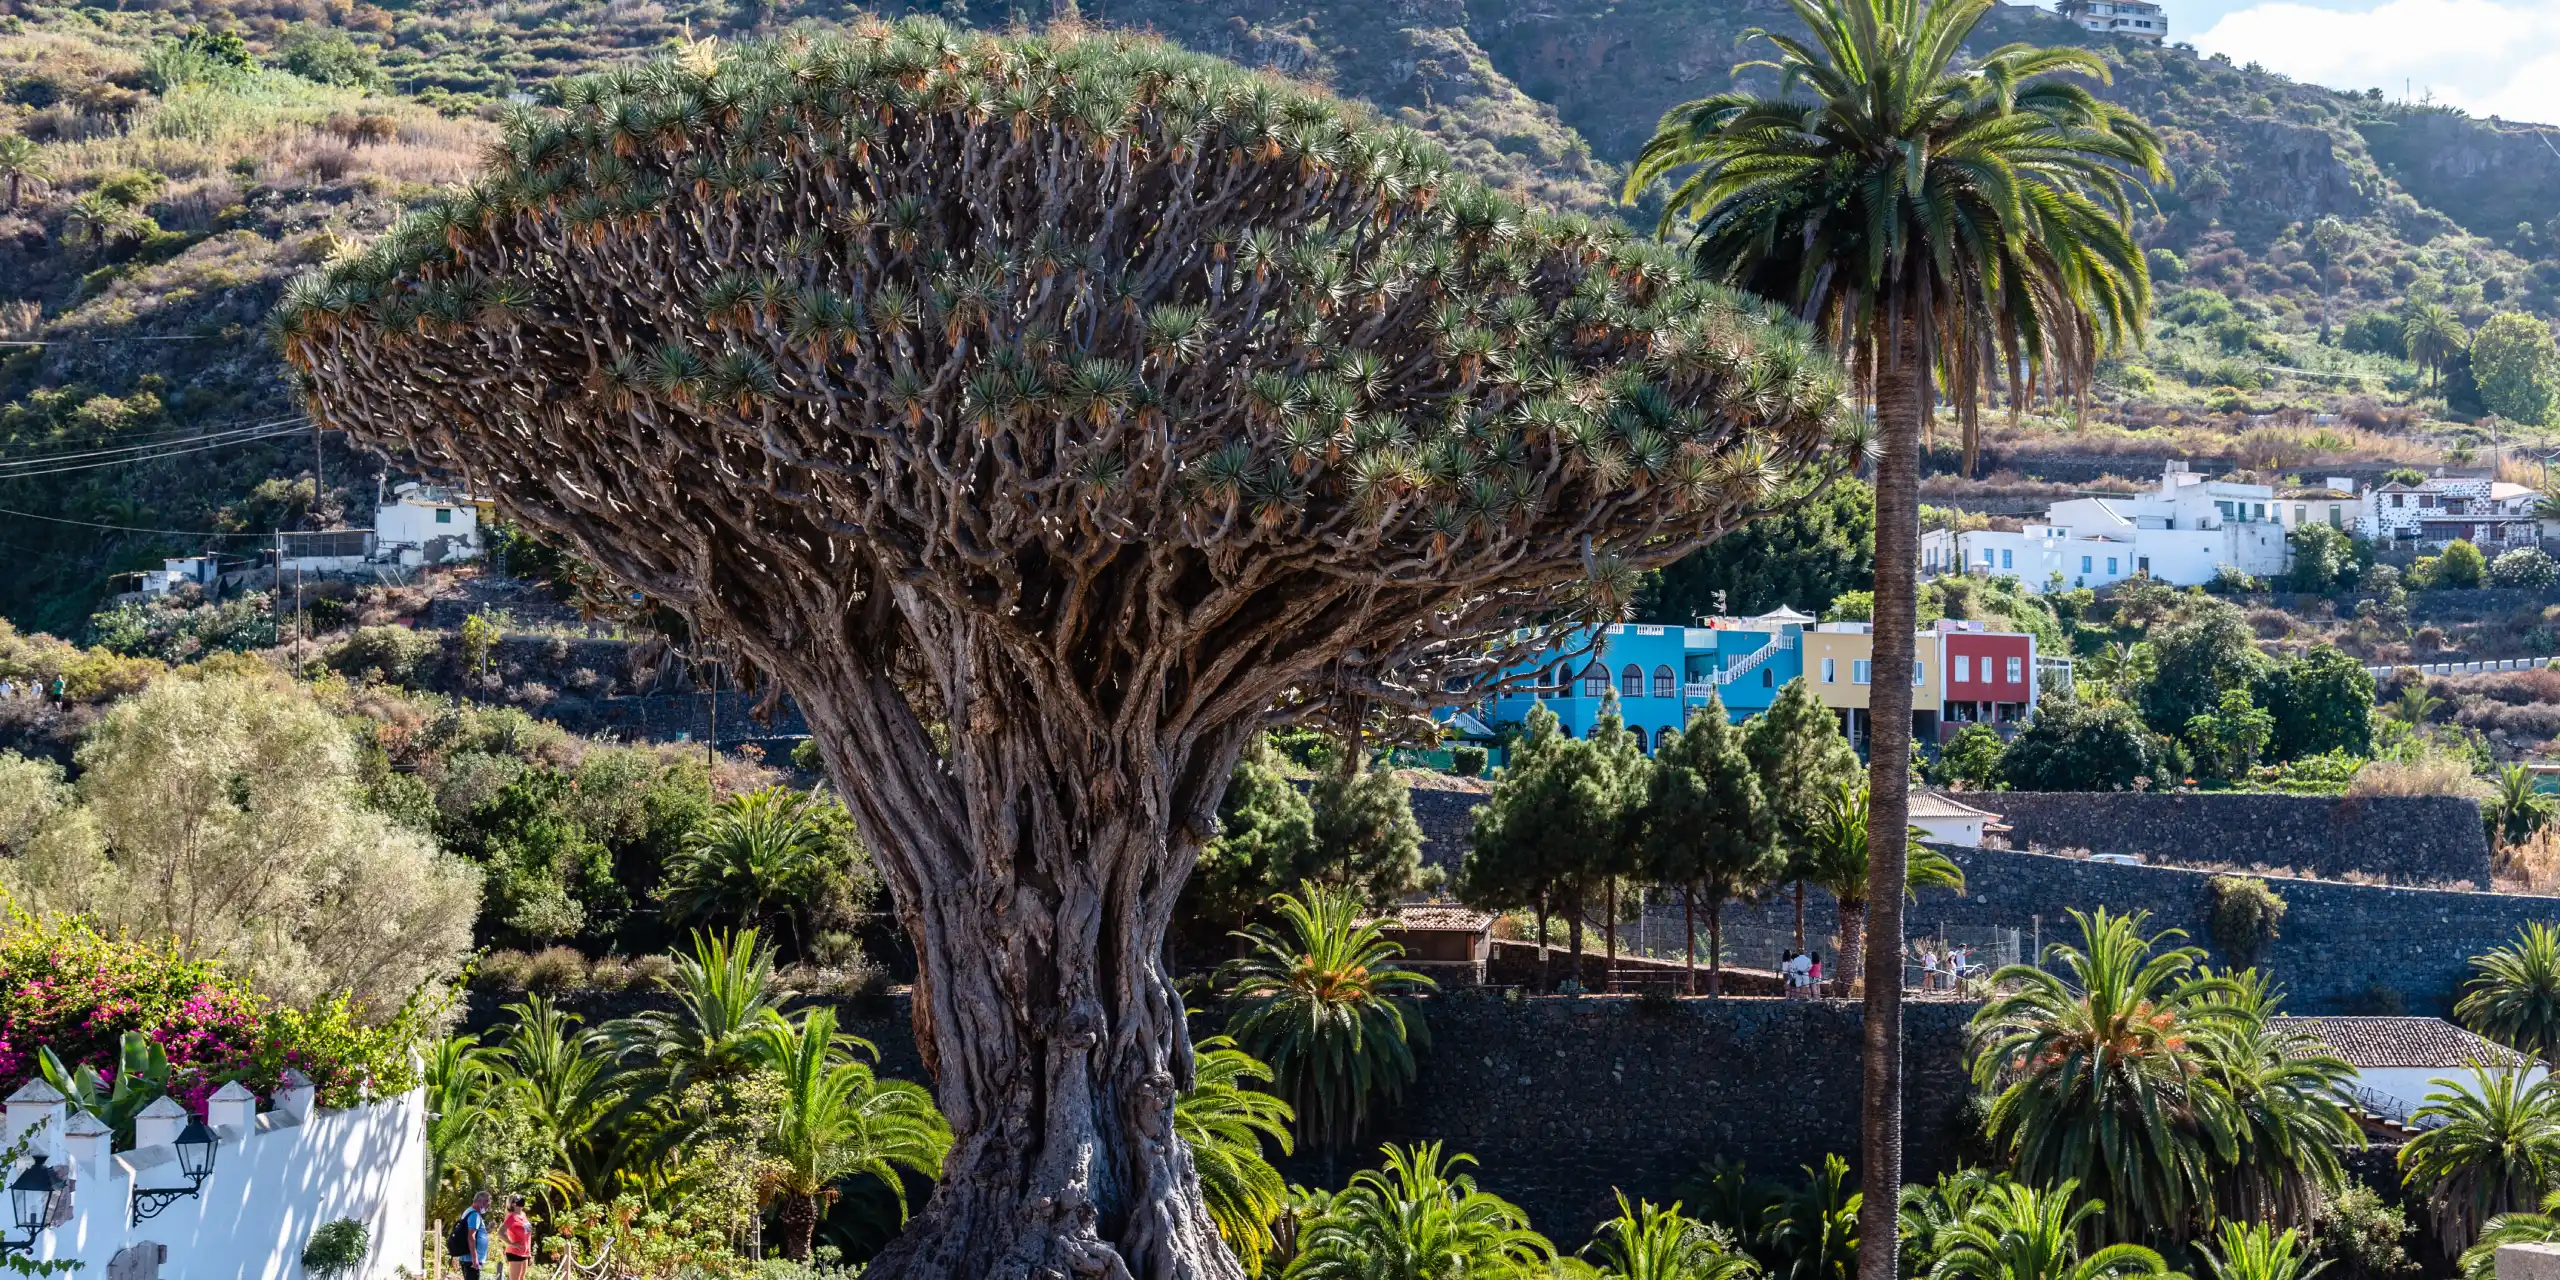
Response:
[501, 1195, 534, 1280]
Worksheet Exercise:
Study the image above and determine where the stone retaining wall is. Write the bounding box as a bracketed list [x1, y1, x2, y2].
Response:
[1966, 792, 2491, 887]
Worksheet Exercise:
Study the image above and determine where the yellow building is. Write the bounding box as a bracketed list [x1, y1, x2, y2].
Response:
[1801, 623, 1938, 748]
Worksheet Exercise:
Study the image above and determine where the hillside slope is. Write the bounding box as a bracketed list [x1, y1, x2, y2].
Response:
[1, 0, 2556, 632]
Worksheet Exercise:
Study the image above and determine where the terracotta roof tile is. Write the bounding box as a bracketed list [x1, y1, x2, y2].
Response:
[2273, 1016, 2532, 1069]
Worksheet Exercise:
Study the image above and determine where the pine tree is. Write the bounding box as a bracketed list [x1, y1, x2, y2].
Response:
[1463, 706, 1622, 990]
[1742, 678, 1863, 949]
[1177, 735, 1319, 952]
[1638, 697, 1779, 994]
[1587, 695, 1652, 981]
[1307, 764, 1424, 907]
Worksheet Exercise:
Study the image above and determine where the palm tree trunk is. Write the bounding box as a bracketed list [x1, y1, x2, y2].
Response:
[1683, 883, 1697, 995]
[1835, 895, 1869, 1000]
[1856, 311, 1925, 1280]
[780, 1190, 822, 1260]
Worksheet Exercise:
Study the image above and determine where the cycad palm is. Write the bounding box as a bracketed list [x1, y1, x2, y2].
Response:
[2400, 1067, 2560, 1254]
[2462, 1190, 2560, 1280]
[1582, 1193, 1757, 1280]
[494, 994, 629, 1205]
[1220, 882, 1434, 1157]
[606, 927, 788, 1098]
[1286, 1142, 1554, 1280]
[661, 786, 838, 954]
[1178, 1035, 1298, 1276]
[2192, 1221, 2327, 1280]
[1797, 779, 1965, 995]
[1630, 6, 2162, 1260]
[1969, 909, 2236, 1244]
[2459, 923, 2560, 1066]
[1926, 1178, 2174, 1280]
[752, 1004, 950, 1260]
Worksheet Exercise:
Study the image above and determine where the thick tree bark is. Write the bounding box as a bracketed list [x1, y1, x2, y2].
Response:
[1793, 880, 1806, 950]
[1857, 320, 1925, 1280]
[1834, 896, 1868, 999]
[771, 641, 1249, 1280]
[780, 1192, 823, 1261]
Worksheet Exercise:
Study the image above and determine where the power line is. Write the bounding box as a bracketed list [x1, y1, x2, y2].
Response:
[0, 503, 289, 537]
[0, 426, 311, 480]
[0, 335, 225, 347]
[0, 419, 309, 471]
[0, 415, 311, 462]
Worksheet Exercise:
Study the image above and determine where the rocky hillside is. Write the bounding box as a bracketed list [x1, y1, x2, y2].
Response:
[1, 0, 2557, 631]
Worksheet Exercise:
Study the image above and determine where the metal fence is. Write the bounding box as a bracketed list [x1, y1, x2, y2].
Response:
[2364, 655, 2560, 679]
[1560, 900, 2021, 993]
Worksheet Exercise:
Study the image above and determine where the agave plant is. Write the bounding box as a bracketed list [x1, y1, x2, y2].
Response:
[38, 1030, 172, 1146]
[1219, 882, 1433, 1158]
[1177, 1035, 1297, 1276]
[2459, 923, 2560, 1067]
[1286, 1142, 1555, 1280]
[2401, 1066, 2560, 1254]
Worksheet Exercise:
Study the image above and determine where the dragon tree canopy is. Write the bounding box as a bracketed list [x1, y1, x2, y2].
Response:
[277, 21, 1851, 1279]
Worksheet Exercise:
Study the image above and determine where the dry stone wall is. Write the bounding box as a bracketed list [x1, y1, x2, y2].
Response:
[1967, 792, 2491, 887]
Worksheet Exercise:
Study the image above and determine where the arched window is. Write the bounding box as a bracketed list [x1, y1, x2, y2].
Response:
[1552, 663, 1570, 691]
[1582, 664, 1610, 699]
[1621, 664, 1645, 698]
[1653, 665, 1677, 698]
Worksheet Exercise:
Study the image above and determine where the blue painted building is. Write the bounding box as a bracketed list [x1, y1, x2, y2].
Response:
[1474, 610, 1812, 752]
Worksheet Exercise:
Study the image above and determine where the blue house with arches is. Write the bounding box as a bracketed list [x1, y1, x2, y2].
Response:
[1475, 610, 1812, 752]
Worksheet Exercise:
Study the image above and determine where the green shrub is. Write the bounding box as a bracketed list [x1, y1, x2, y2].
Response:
[2490, 547, 2559, 591]
[1450, 744, 1487, 778]
[326, 624, 440, 684]
[2438, 539, 2488, 588]
[2207, 874, 2287, 965]
[519, 945, 590, 992]
[2322, 1185, 2415, 1280]
[302, 1218, 369, 1280]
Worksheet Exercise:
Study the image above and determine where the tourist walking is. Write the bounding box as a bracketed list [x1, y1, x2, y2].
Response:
[451, 1191, 490, 1280]
[501, 1195, 533, 1280]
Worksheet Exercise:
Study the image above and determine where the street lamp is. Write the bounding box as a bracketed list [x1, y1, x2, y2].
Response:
[2, 1156, 65, 1260]
[131, 1118, 218, 1225]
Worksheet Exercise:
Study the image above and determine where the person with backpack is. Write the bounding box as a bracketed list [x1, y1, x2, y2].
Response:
[449, 1191, 491, 1280]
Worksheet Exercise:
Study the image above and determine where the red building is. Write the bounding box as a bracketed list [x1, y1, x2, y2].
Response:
[1937, 624, 2036, 741]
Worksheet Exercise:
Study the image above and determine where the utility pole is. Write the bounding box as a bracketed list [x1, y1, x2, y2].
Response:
[311, 420, 325, 523]
[705, 657, 719, 772]
[271, 531, 283, 643]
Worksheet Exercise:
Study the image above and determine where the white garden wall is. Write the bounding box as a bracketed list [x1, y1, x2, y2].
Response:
[4, 1074, 424, 1280]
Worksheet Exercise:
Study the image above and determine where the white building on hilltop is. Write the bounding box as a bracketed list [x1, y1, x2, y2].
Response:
[1920, 461, 2289, 593]
[373, 482, 485, 567]
[2055, 0, 2167, 40]
[2364, 476, 2544, 552]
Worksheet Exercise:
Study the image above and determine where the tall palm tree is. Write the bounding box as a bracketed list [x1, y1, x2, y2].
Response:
[1969, 909, 2238, 1244]
[2401, 1067, 2560, 1255]
[605, 928, 790, 1099]
[1582, 1193, 1758, 1280]
[1178, 1035, 1298, 1277]
[660, 787, 840, 956]
[2459, 923, 2560, 1066]
[1927, 1177, 2176, 1280]
[1797, 779, 1965, 995]
[752, 1004, 950, 1260]
[1630, 3, 2164, 1266]
[2403, 304, 2467, 394]
[1219, 882, 1434, 1160]
[1286, 1142, 1555, 1280]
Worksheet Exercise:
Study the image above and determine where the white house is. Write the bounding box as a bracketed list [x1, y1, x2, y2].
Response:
[2055, 0, 2166, 39]
[1919, 461, 2289, 592]
[2274, 1015, 2543, 1126]
[2364, 477, 2544, 552]
[136, 556, 220, 598]
[373, 482, 484, 567]
[1908, 790, 2006, 847]
[2, 1073, 425, 1279]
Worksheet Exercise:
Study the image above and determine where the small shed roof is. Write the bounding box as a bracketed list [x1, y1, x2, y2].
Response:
[1379, 906, 1497, 934]
[1908, 791, 1999, 821]
[2274, 1016, 2533, 1070]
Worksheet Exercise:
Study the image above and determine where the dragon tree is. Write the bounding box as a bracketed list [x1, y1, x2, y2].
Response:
[277, 23, 1847, 1278]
